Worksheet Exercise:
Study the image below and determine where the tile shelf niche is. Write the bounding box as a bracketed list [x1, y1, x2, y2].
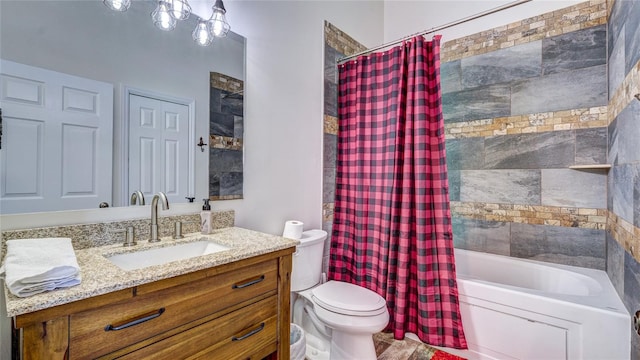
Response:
[568, 164, 611, 170]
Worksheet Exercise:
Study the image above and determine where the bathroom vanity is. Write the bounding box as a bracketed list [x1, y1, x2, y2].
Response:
[5, 227, 296, 360]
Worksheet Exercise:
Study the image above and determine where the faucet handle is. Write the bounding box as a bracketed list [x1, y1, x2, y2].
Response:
[173, 221, 184, 239]
[114, 226, 137, 247]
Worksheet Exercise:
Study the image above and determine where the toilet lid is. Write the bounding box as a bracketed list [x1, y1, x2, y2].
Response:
[311, 280, 387, 316]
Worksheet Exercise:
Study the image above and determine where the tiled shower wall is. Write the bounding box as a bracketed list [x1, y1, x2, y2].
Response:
[606, 0, 640, 358]
[323, 2, 611, 270]
[442, 1, 610, 270]
[322, 22, 366, 272]
[209, 72, 244, 200]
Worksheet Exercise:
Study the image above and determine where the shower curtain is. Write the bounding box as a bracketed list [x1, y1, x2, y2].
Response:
[328, 35, 467, 349]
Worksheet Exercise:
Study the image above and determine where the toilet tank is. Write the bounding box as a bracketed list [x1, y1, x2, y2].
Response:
[291, 229, 327, 292]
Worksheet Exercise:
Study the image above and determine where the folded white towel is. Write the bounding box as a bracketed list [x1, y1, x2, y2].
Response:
[0, 237, 81, 297]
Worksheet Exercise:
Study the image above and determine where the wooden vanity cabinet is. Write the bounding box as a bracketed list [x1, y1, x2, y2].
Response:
[12, 249, 293, 360]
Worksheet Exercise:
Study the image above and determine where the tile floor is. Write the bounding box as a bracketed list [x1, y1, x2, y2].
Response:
[374, 332, 471, 360]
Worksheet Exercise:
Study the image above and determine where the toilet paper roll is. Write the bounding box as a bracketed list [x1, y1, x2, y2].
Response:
[283, 220, 304, 239]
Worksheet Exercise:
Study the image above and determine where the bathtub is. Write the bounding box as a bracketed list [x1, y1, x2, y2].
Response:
[453, 249, 630, 360]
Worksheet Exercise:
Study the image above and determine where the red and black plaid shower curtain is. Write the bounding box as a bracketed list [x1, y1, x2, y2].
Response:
[328, 36, 467, 349]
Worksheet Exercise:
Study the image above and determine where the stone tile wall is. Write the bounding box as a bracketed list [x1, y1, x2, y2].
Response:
[322, 22, 366, 272]
[442, 1, 611, 271]
[209, 72, 244, 200]
[605, 0, 640, 357]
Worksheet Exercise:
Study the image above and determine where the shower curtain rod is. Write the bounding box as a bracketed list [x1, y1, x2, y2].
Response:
[337, 0, 532, 64]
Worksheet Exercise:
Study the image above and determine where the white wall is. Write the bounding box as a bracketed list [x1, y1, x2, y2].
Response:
[216, 0, 384, 235]
[383, 0, 583, 44]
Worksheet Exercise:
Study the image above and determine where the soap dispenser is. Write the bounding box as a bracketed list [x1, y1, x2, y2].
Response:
[201, 199, 212, 234]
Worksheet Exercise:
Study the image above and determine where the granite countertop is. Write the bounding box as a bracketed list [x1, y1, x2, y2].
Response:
[4, 227, 298, 317]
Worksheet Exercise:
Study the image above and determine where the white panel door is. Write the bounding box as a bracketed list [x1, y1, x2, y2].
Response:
[0, 60, 113, 214]
[128, 94, 189, 204]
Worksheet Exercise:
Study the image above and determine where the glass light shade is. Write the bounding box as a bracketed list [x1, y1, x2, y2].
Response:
[152, 1, 177, 31]
[192, 19, 213, 46]
[209, 0, 230, 37]
[168, 0, 191, 21]
[103, 0, 131, 12]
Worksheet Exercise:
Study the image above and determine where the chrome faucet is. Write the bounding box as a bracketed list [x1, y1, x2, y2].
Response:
[149, 192, 169, 243]
[130, 190, 145, 205]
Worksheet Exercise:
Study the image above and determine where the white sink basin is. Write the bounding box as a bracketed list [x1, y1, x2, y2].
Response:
[106, 240, 230, 271]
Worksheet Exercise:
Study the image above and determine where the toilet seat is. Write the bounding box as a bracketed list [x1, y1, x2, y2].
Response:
[311, 280, 387, 316]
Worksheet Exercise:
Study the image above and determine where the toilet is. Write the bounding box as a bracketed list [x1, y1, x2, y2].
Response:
[291, 229, 389, 360]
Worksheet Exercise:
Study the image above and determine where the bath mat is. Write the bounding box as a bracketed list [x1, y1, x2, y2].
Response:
[374, 332, 467, 360]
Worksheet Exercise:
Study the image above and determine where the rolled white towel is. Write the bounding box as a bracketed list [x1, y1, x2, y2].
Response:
[0, 237, 81, 297]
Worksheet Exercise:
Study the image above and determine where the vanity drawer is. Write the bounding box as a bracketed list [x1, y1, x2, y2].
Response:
[115, 296, 278, 360]
[70, 259, 277, 359]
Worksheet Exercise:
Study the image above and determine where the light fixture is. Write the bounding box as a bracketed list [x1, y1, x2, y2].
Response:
[192, 18, 213, 46]
[104, 0, 231, 45]
[209, 0, 230, 38]
[168, 0, 191, 21]
[103, 0, 131, 12]
[152, 1, 177, 31]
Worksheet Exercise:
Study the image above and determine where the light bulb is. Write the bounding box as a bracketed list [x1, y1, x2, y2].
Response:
[209, 0, 230, 37]
[152, 1, 177, 31]
[103, 0, 131, 12]
[192, 19, 213, 46]
[168, 0, 191, 21]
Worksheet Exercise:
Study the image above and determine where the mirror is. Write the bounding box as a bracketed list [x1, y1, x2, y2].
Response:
[0, 0, 245, 215]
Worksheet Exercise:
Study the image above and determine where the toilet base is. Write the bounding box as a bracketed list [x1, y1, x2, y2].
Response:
[329, 330, 377, 360]
[305, 332, 330, 360]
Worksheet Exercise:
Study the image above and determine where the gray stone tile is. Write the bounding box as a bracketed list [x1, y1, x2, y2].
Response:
[209, 173, 220, 197]
[209, 88, 222, 112]
[323, 133, 337, 169]
[624, 0, 640, 74]
[541, 169, 606, 208]
[442, 84, 511, 123]
[608, 26, 626, 99]
[542, 25, 606, 75]
[608, 0, 633, 58]
[461, 41, 541, 88]
[219, 172, 243, 196]
[448, 169, 460, 202]
[441, 60, 462, 94]
[510, 223, 605, 270]
[624, 250, 640, 318]
[575, 128, 607, 165]
[210, 148, 243, 172]
[484, 131, 575, 169]
[460, 169, 540, 205]
[221, 93, 243, 117]
[324, 44, 343, 84]
[608, 117, 619, 166]
[445, 137, 484, 170]
[511, 65, 607, 115]
[324, 78, 337, 117]
[452, 217, 511, 256]
[606, 232, 625, 299]
[210, 111, 235, 137]
[323, 167, 335, 203]
[634, 164, 640, 229]
[234, 116, 244, 139]
[616, 101, 640, 164]
[612, 164, 635, 224]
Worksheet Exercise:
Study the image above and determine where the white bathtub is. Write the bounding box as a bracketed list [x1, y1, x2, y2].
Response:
[454, 249, 630, 360]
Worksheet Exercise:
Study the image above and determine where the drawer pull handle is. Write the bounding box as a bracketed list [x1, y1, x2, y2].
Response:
[232, 275, 265, 289]
[104, 308, 165, 331]
[232, 322, 265, 341]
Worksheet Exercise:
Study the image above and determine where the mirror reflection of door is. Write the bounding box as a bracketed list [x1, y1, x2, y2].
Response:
[128, 94, 190, 205]
[0, 60, 113, 214]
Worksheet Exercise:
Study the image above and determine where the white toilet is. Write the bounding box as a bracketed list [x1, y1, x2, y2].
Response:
[291, 229, 389, 360]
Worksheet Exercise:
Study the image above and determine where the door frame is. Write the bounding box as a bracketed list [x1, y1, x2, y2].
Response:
[120, 86, 195, 207]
